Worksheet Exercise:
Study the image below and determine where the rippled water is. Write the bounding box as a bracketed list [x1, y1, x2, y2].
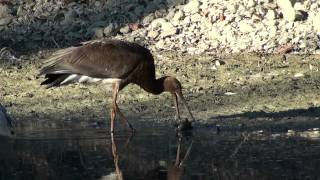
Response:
[1, 126, 320, 180]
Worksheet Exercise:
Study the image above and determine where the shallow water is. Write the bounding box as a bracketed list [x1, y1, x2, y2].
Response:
[1, 125, 320, 180]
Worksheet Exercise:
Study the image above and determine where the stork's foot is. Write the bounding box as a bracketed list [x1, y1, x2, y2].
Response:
[175, 119, 193, 131]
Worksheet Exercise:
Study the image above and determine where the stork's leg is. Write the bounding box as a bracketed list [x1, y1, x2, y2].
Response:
[110, 83, 134, 133]
[175, 137, 182, 166]
[110, 83, 118, 134]
[173, 93, 181, 121]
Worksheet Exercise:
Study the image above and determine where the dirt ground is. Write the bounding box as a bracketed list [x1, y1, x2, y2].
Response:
[1, 51, 320, 132]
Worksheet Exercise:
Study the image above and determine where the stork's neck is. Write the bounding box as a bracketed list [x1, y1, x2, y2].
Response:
[138, 77, 165, 95]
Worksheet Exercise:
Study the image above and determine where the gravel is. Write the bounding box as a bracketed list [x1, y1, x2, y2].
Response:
[0, 0, 319, 54]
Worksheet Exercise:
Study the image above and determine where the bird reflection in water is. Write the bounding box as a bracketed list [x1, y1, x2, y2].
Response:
[111, 133, 124, 180]
[167, 136, 193, 180]
[109, 133, 193, 180]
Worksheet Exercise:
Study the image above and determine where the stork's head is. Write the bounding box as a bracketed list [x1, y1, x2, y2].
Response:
[162, 76, 195, 128]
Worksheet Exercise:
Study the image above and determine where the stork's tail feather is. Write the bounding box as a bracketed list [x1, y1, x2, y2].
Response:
[41, 74, 69, 88]
[38, 47, 76, 76]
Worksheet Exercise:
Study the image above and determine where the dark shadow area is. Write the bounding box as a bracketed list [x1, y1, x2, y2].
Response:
[216, 106, 320, 119]
[208, 107, 320, 133]
[0, 0, 187, 53]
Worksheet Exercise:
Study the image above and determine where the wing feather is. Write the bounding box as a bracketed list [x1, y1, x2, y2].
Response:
[39, 39, 151, 79]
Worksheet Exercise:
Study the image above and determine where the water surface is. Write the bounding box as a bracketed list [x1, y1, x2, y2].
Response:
[1, 126, 320, 180]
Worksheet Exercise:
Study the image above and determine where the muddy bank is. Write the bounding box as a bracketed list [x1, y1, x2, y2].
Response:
[1, 52, 320, 131]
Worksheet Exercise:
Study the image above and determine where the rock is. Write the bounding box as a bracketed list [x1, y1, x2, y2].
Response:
[247, 0, 256, 7]
[277, 43, 294, 54]
[0, 0, 319, 54]
[266, 9, 276, 20]
[166, 9, 176, 19]
[182, 16, 191, 25]
[294, 2, 305, 11]
[150, 18, 177, 38]
[172, 10, 184, 25]
[283, 9, 296, 21]
[224, 92, 237, 96]
[128, 23, 142, 31]
[315, 49, 320, 54]
[155, 39, 166, 49]
[16, 6, 25, 17]
[210, 65, 217, 70]
[183, 0, 200, 14]
[0, 16, 12, 26]
[161, 22, 177, 37]
[292, 36, 301, 44]
[154, 9, 167, 18]
[284, 21, 294, 29]
[142, 13, 155, 25]
[313, 14, 320, 31]
[294, 73, 304, 78]
[238, 21, 254, 33]
[120, 25, 130, 34]
[93, 28, 104, 38]
[277, 0, 294, 9]
[148, 30, 159, 39]
[103, 24, 114, 36]
[278, 36, 291, 45]
[190, 13, 202, 22]
[227, 3, 239, 14]
[0, 5, 10, 18]
[269, 26, 277, 36]
[150, 18, 167, 28]
[277, 0, 297, 21]
[310, 3, 319, 11]
[208, 27, 221, 40]
[299, 42, 306, 49]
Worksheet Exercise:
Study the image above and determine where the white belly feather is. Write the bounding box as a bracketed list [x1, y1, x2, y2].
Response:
[60, 74, 122, 85]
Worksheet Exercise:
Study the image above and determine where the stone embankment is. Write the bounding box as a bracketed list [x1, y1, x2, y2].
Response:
[0, 0, 319, 54]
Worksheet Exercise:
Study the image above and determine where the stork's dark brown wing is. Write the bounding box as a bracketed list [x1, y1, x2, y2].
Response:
[39, 40, 153, 79]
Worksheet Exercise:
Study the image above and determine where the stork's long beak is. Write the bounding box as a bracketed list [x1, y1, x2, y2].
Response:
[175, 91, 195, 122]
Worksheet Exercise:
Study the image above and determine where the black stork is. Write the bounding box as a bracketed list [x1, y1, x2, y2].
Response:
[39, 39, 195, 133]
